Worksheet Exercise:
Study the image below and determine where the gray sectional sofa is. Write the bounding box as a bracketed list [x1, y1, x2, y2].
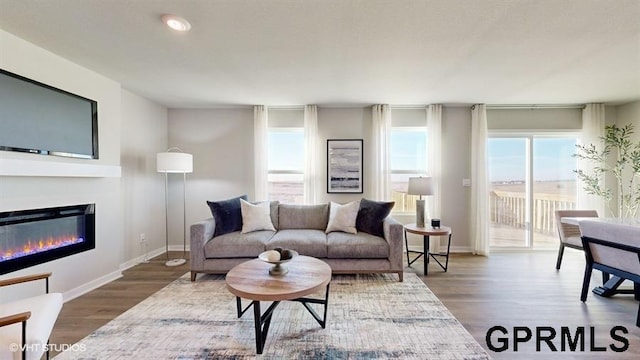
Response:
[190, 201, 404, 281]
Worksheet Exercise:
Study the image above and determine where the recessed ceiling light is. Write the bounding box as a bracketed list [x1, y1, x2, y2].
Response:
[162, 14, 191, 32]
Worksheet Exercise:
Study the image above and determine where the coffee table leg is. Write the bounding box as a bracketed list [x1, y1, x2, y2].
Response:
[235, 296, 253, 318]
[252, 300, 280, 354]
[293, 283, 330, 328]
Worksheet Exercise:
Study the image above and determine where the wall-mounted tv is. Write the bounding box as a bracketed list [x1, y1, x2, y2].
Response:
[0, 68, 98, 159]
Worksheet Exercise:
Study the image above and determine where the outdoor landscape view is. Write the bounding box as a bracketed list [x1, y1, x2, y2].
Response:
[268, 131, 579, 249]
[489, 137, 578, 248]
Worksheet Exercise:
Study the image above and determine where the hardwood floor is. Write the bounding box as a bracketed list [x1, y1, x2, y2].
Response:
[49, 252, 189, 357]
[424, 250, 640, 359]
[49, 250, 640, 359]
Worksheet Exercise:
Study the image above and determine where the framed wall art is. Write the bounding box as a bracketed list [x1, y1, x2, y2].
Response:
[327, 139, 363, 193]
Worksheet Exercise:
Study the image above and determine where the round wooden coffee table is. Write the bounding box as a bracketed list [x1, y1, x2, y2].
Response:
[226, 255, 332, 354]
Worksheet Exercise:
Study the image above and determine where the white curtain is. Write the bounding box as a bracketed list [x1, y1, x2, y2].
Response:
[253, 105, 269, 200]
[426, 104, 442, 253]
[304, 105, 318, 204]
[470, 104, 490, 256]
[371, 104, 391, 200]
[577, 103, 606, 216]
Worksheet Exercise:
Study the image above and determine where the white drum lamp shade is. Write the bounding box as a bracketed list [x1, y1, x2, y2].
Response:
[157, 152, 193, 173]
[408, 177, 433, 227]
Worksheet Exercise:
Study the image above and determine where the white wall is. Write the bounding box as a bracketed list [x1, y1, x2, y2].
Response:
[167, 108, 254, 244]
[120, 89, 168, 262]
[0, 30, 124, 301]
[169, 105, 475, 252]
[317, 107, 370, 204]
[618, 100, 640, 131]
[441, 107, 472, 251]
[0, 30, 168, 302]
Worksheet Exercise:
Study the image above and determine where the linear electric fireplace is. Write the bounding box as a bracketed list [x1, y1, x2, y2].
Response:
[0, 204, 95, 275]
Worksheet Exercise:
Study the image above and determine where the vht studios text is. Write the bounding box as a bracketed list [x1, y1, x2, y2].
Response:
[486, 326, 630, 353]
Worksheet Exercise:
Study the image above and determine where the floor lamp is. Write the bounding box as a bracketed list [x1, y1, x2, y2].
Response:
[157, 148, 193, 267]
[408, 176, 433, 227]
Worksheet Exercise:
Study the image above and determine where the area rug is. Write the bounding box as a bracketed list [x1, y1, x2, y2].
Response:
[54, 272, 490, 359]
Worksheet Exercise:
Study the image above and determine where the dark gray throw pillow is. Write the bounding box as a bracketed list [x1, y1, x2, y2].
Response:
[207, 195, 248, 237]
[356, 198, 395, 237]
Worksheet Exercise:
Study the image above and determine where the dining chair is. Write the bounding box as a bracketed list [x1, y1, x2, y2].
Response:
[554, 209, 598, 270]
[579, 220, 640, 327]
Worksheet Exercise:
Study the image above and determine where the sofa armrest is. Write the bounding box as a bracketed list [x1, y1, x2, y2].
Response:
[190, 218, 216, 273]
[383, 217, 404, 271]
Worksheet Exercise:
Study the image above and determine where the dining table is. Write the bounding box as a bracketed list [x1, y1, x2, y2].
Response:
[560, 216, 640, 300]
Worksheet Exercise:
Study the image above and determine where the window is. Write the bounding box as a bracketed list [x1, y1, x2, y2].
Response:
[389, 108, 427, 212]
[488, 134, 578, 249]
[267, 109, 305, 204]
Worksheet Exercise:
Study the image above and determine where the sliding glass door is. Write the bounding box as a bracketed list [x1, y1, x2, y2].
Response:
[488, 138, 529, 247]
[488, 135, 577, 249]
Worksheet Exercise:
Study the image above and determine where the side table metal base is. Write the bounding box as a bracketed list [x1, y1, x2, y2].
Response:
[405, 229, 452, 276]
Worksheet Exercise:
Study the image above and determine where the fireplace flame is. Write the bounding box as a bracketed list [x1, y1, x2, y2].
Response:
[2, 235, 84, 261]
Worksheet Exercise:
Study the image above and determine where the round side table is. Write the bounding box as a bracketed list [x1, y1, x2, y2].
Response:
[404, 223, 452, 275]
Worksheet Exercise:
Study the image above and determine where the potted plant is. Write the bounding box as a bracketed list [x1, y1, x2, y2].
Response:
[574, 123, 640, 218]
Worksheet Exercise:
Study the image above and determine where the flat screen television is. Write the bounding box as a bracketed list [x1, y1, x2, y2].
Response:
[0, 68, 98, 159]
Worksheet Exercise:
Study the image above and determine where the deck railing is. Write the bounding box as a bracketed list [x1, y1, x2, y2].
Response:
[392, 189, 575, 235]
[391, 191, 418, 212]
[490, 191, 575, 235]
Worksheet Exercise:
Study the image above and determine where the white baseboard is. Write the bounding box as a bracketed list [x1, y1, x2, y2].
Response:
[62, 246, 187, 302]
[119, 246, 167, 271]
[448, 246, 473, 253]
[62, 270, 123, 302]
[404, 246, 473, 254]
[167, 245, 190, 252]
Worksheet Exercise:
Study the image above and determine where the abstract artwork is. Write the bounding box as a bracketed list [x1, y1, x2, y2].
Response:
[327, 139, 363, 193]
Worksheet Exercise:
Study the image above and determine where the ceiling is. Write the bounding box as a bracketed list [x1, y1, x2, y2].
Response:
[1, 0, 639, 108]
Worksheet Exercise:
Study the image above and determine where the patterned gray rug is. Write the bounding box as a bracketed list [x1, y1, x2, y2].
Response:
[55, 272, 490, 359]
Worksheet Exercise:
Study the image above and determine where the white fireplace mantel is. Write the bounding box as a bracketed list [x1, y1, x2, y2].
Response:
[0, 158, 121, 178]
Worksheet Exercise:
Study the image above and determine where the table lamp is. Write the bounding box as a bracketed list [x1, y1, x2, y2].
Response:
[157, 148, 193, 267]
[408, 176, 433, 227]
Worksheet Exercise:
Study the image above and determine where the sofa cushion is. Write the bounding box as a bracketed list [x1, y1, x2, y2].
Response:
[207, 195, 247, 237]
[241, 199, 276, 233]
[325, 200, 359, 234]
[253, 200, 280, 229]
[268, 229, 328, 258]
[356, 198, 395, 237]
[268, 201, 280, 229]
[327, 231, 389, 259]
[278, 204, 329, 230]
[204, 230, 274, 258]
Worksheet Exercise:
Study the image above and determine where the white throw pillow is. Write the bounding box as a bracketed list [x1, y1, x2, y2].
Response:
[240, 199, 276, 233]
[325, 200, 360, 234]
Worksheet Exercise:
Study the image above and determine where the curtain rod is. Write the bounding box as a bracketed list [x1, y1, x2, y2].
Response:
[486, 104, 585, 110]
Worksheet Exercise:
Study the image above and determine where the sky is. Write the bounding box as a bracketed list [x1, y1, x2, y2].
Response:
[268, 130, 576, 183]
[488, 137, 577, 182]
[268, 129, 427, 172]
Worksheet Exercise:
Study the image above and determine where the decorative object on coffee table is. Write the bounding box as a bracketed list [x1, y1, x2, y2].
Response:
[407, 176, 433, 227]
[157, 148, 193, 267]
[258, 249, 298, 276]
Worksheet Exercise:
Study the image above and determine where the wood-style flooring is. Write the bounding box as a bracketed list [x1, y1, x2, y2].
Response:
[49, 250, 640, 359]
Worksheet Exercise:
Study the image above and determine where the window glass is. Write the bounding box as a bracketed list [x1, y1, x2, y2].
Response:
[488, 135, 577, 249]
[389, 127, 427, 212]
[268, 130, 304, 171]
[267, 128, 304, 204]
